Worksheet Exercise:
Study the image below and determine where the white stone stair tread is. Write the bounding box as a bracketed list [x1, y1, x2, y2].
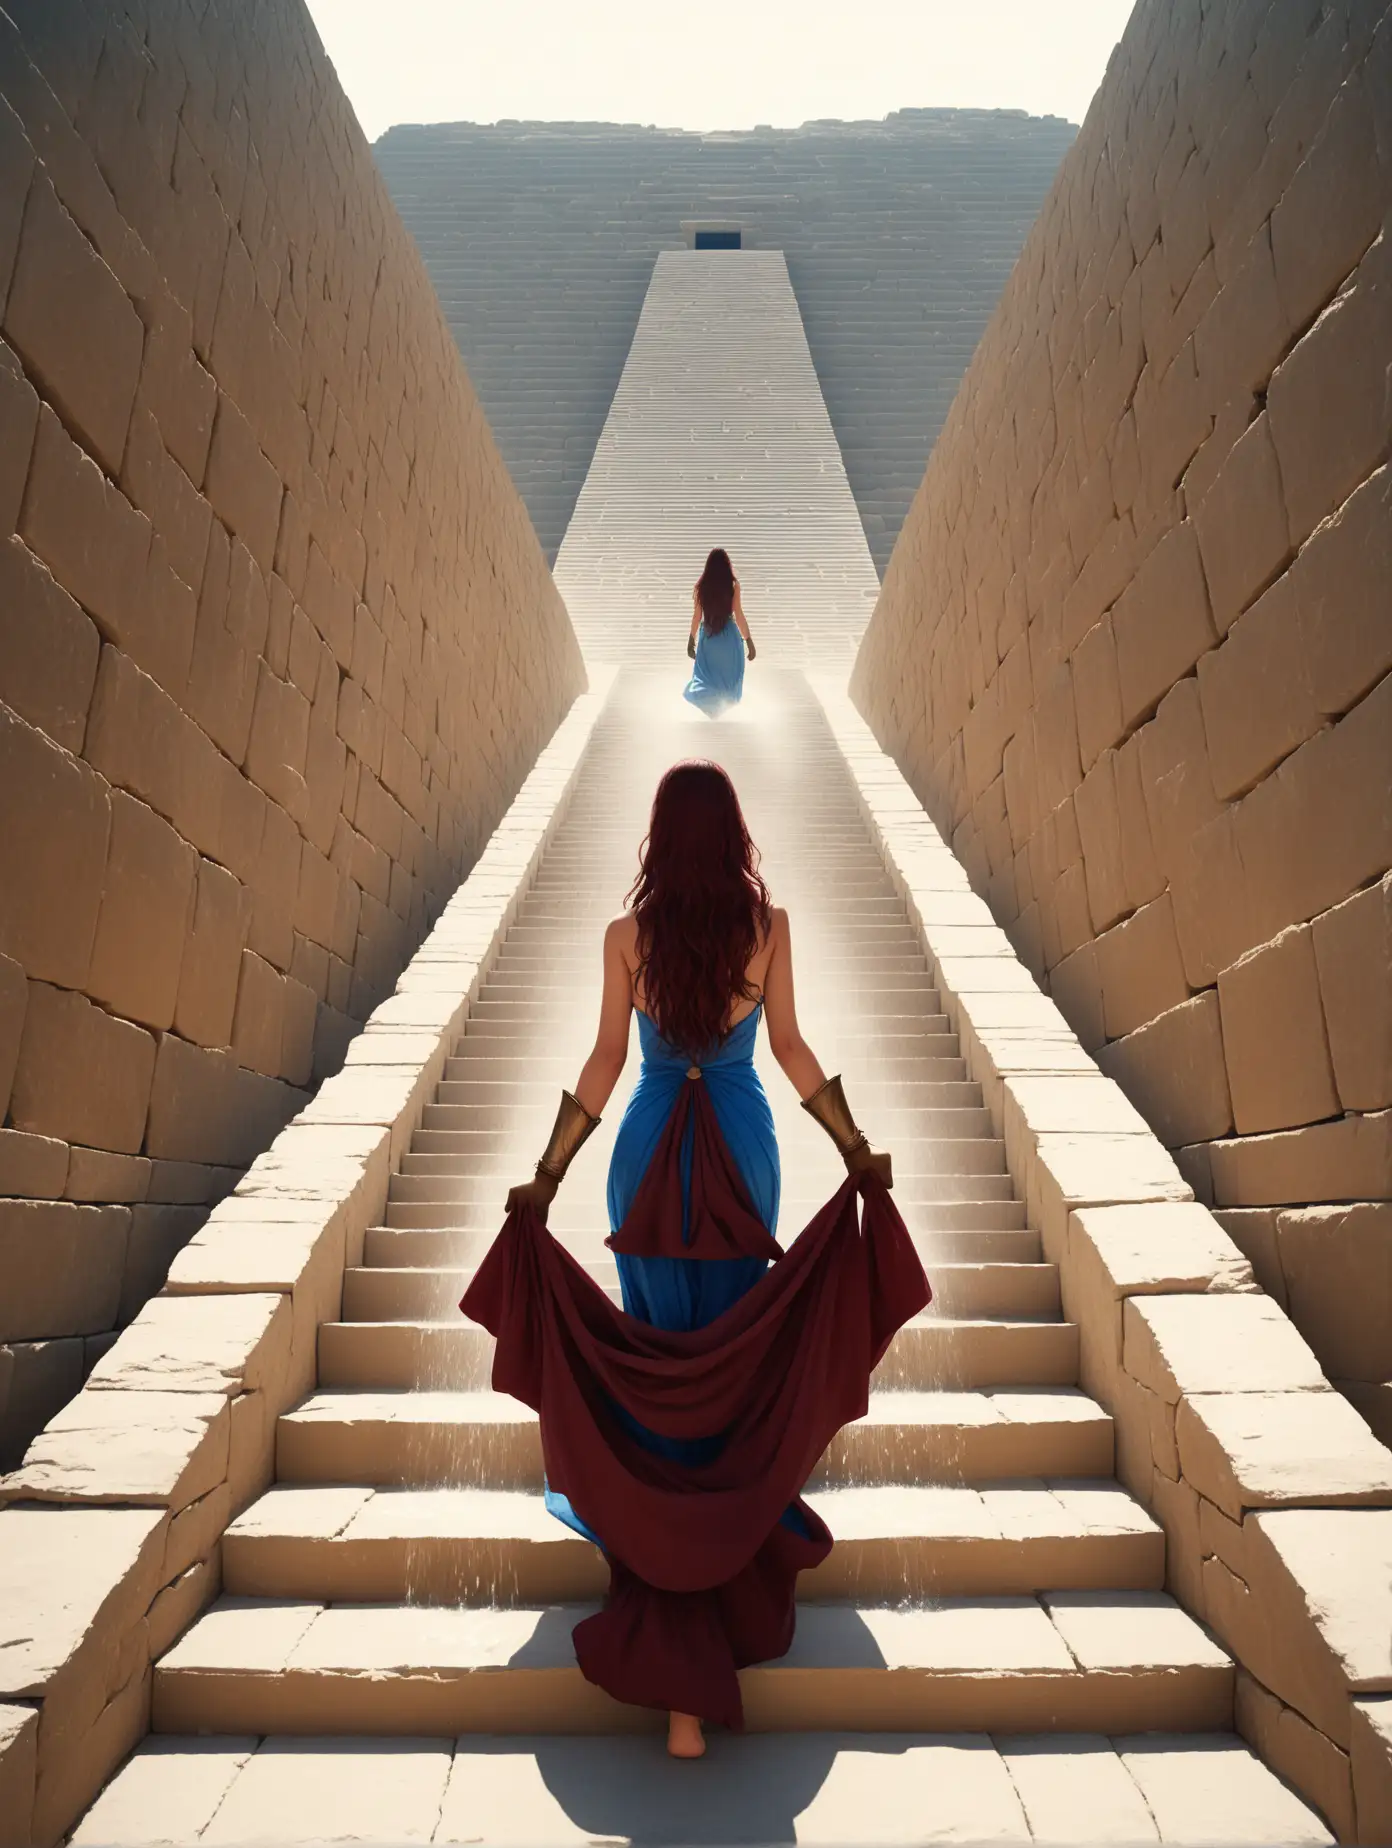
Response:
[227, 1480, 1161, 1547]
[819, 1481, 1157, 1542]
[280, 1385, 1109, 1431]
[854, 1388, 1106, 1427]
[283, 1390, 537, 1427]
[160, 1591, 1225, 1679]
[71, 1730, 1334, 1845]
[321, 1312, 1070, 1335]
[341, 1264, 1060, 1324]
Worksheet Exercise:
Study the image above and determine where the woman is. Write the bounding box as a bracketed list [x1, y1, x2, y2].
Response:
[684, 548, 755, 716]
[462, 764, 929, 1759]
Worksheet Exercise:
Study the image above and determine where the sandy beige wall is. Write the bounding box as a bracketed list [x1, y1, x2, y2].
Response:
[0, 0, 584, 1465]
[852, 0, 1390, 1433]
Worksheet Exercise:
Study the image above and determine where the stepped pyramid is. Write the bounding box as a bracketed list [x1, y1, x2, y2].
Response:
[374, 110, 1075, 569]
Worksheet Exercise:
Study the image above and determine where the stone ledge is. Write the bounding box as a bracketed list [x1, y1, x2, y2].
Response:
[1352, 1696, 1392, 1844]
[0, 1506, 165, 1848]
[0, 1702, 38, 1848]
[815, 675, 1392, 1841]
[0, 671, 613, 1846]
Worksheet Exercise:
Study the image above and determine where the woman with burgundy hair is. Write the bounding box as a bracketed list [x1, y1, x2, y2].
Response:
[684, 547, 755, 715]
[463, 763, 928, 1760]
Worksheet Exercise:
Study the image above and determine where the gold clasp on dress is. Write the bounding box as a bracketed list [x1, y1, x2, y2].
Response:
[686, 1065, 702, 1080]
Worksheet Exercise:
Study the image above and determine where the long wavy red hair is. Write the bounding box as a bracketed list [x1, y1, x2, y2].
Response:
[696, 547, 735, 634]
[627, 762, 771, 1056]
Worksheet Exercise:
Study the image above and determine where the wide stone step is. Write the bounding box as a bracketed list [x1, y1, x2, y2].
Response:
[410, 1106, 998, 1152]
[515, 888, 908, 907]
[464, 1021, 945, 1050]
[150, 1591, 1231, 1737]
[340, 1259, 1059, 1323]
[461, 997, 945, 1027]
[316, 1317, 1078, 1393]
[438, 1044, 966, 1084]
[362, 1222, 1043, 1267]
[525, 852, 888, 870]
[73, 1728, 1335, 1846]
[499, 924, 925, 947]
[275, 1386, 1114, 1488]
[514, 897, 908, 919]
[384, 1177, 1016, 1225]
[451, 1019, 957, 1055]
[456, 1020, 946, 1049]
[394, 1150, 1004, 1188]
[431, 1071, 976, 1100]
[488, 950, 929, 976]
[418, 1082, 988, 1129]
[489, 952, 931, 976]
[222, 1481, 1163, 1604]
[389, 1142, 1006, 1197]
[372, 1193, 1031, 1240]
[428, 1068, 976, 1109]
[510, 910, 912, 932]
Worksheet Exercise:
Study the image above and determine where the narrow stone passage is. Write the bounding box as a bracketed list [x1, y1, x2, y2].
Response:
[76, 674, 1331, 1843]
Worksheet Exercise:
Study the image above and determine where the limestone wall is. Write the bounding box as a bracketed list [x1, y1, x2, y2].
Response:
[0, 0, 583, 1468]
[852, 0, 1391, 1440]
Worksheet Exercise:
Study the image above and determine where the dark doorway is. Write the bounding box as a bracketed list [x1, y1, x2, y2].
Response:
[695, 230, 742, 249]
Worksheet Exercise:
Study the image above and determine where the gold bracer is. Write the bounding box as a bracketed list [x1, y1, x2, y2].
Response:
[803, 1074, 893, 1186]
[535, 1090, 601, 1183]
[800, 1074, 869, 1159]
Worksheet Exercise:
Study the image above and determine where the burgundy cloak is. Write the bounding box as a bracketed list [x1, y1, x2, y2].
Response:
[461, 1096, 930, 1728]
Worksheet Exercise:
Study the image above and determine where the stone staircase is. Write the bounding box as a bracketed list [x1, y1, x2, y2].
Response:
[553, 252, 881, 671]
[75, 674, 1331, 1843]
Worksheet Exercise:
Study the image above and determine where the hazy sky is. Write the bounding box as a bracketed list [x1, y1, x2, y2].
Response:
[305, 0, 1137, 143]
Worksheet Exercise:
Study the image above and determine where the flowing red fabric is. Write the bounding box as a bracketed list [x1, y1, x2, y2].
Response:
[460, 1166, 931, 1728]
[606, 1073, 780, 1262]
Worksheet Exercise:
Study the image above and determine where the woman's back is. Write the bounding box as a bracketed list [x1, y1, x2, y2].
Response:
[634, 995, 762, 1072]
[695, 548, 736, 633]
[619, 909, 773, 1058]
[621, 761, 771, 1056]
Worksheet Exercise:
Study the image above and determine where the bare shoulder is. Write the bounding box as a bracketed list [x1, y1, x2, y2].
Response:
[605, 914, 639, 956]
[768, 906, 791, 947]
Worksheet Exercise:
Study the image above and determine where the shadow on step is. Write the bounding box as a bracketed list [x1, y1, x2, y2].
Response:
[505, 1603, 891, 1675]
[480, 1729, 909, 1844]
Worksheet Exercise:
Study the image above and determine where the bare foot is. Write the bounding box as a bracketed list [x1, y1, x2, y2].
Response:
[667, 1711, 706, 1759]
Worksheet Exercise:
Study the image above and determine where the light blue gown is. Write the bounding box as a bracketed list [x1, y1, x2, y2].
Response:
[545, 1004, 798, 1544]
[683, 619, 746, 716]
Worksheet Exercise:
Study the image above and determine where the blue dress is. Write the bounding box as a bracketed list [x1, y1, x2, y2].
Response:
[546, 1004, 799, 1543]
[683, 619, 746, 716]
[464, 992, 932, 1726]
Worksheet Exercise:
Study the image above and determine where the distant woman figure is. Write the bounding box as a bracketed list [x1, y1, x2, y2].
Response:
[684, 547, 755, 716]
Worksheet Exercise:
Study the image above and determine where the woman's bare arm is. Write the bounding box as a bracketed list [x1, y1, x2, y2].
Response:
[689, 588, 702, 643]
[762, 908, 826, 1099]
[504, 918, 631, 1217]
[763, 909, 894, 1185]
[728, 583, 750, 643]
[572, 917, 635, 1116]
